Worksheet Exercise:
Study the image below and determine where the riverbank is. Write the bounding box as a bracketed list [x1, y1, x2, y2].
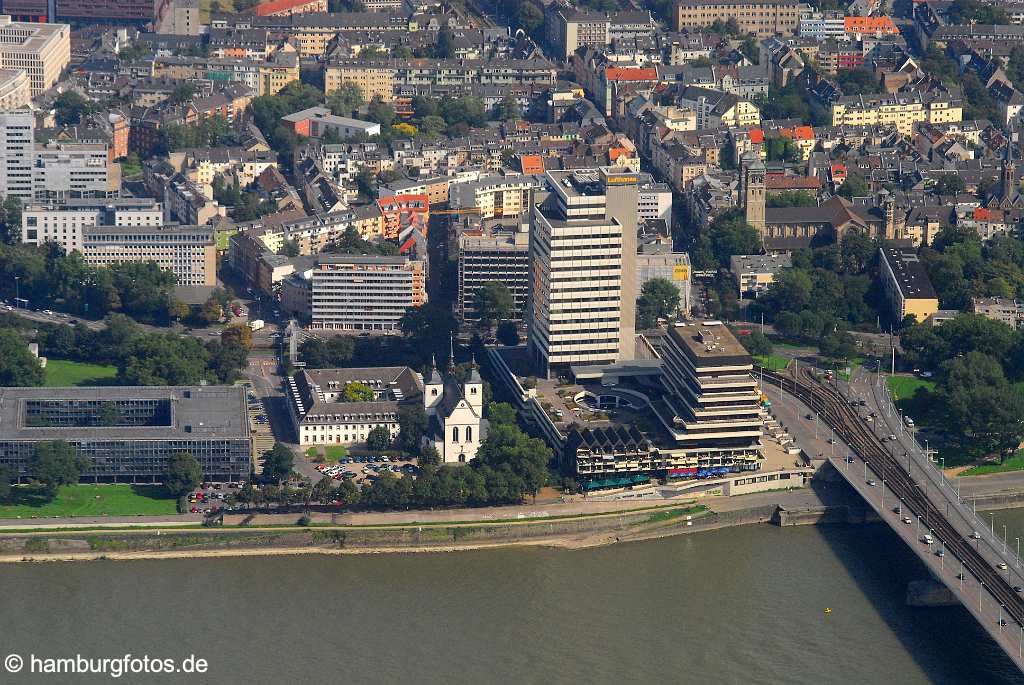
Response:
[4, 477, 1024, 564]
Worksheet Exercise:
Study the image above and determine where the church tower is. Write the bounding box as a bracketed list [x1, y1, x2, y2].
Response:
[423, 355, 444, 417]
[741, 153, 766, 235]
[1003, 129, 1017, 203]
[464, 354, 483, 414]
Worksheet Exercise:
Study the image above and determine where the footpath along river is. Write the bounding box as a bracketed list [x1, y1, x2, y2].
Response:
[1, 515, 1023, 684]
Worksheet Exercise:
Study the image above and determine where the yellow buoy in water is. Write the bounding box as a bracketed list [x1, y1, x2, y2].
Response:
[824, 608, 832, 614]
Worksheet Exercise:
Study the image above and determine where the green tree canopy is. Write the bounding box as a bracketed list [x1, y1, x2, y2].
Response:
[31, 441, 88, 493]
[636, 278, 681, 329]
[342, 381, 375, 402]
[164, 452, 202, 496]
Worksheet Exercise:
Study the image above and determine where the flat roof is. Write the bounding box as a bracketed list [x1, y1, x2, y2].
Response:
[881, 247, 938, 300]
[668, 321, 751, 361]
[0, 386, 250, 441]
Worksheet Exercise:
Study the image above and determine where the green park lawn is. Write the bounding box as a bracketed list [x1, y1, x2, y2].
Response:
[961, 451, 1024, 476]
[753, 354, 789, 371]
[0, 484, 177, 518]
[44, 360, 118, 387]
[887, 375, 936, 402]
[305, 445, 349, 462]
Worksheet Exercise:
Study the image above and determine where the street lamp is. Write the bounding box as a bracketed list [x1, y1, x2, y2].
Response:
[13, 275, 19, 307]
[1004, 525, 1008, 555]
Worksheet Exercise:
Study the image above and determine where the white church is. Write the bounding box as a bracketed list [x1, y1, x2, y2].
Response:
[422, 354, 486, 463]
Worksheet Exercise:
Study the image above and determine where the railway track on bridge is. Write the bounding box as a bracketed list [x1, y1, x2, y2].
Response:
[759, 366, 1024, 628]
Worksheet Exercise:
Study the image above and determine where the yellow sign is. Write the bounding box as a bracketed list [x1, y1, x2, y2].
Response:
[672, 265, 689, 281]
[606, 175, 638, 184]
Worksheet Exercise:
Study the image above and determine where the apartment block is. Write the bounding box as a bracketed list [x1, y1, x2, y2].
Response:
[0, 16, 69, 95]
[879, 247, 939, 323]
[448, 173, 540, 219]
[527, 167, 639, 376]
[972, 297, 1024, 330]
[830, 92, 962, 136]
[674, 0, 802, 36]
[730, 253, 791, 298]
[283, 254, 426, 332]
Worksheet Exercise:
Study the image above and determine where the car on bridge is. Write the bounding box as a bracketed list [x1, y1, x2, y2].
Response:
[921, 534, 934, 544]
[902, 516, 912, 524]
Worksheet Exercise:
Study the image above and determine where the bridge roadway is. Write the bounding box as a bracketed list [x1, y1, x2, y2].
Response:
[760, 366, 1024, 672]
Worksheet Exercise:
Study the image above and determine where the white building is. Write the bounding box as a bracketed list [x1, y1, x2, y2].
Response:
[287, 366, 421, 447]
[0, 17, 70, 96]
[82, 224, 217, 286]
[0, 112, 116, 202]
[422, 355, 486, 464]
[448, 173, 541, 219]
[22, 199, 163, 253]
[637, 176, 673, 230]
[527, 167, 638, 376]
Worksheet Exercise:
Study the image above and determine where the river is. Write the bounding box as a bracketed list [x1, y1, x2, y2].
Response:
[2, 519, 1023, 684]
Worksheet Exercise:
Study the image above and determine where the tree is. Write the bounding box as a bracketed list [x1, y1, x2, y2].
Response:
[220, 323, 253, 350]
[54, 91, 93, 126]
[636, 278, 680, 329]
[397, 404, 427, 453]
[835, 68, 882, 95]
[30, 441, 88, 494]
[399, 302, 458, 365]
[366, 425, 392, 451]
[0, 328, 43, 386]
[496, 320, 520, 346]
[328, 82, 365, 116]
[940, 352, 1024, 460]
[496, 95, 521, 121]
[263, 443, 295, 483]
[474, 281, 513, 331]
[434, 25, 454, 58]
[933, 175, 966, 196]
[707, 210, 761, 267]
[164, 452, 202, 496]
[837, 173, 869, 199]
[487, 402, 517, 427]
[740, 331, 773, 356]
[367, 96, 396, 128]
[418, 444, 441, 467]
[342, 381, 375, 402]
[0, 465, 11, 501]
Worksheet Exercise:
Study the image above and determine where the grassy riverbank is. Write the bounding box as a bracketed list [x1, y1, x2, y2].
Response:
[0, 484, 177, 519]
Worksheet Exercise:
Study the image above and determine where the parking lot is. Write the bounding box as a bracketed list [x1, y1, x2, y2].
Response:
[186, 482, 245, 514]
[316, 455, 421, 485]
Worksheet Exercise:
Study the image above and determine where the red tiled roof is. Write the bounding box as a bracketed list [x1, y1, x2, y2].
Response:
[605, 67, 658, 81]
[749, 128, 764, 144]
[255, 0, 319, 14]
[766, 176, 821, 190]
[520, 154, 544, 174]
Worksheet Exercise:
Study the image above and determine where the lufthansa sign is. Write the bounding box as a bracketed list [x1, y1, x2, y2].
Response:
[605, 176, 638, 184]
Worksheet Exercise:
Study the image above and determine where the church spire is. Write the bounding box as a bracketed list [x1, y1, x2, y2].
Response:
[447, 335, 456, 374]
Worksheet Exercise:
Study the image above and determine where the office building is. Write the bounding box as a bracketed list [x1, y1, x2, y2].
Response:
[0, 112, 116, 202]
[0, 386, 252, 483]
[448, 173, 540, 219]
[636, 223, 691, 314]
[280, 106, 381, 139]
[637, 176, 673, 230]
[21, 198, 163, 253]
[674, 0, 801, 36]
[0, 17, 68, 95]
[158, 0, 200, 34]
[82, 223, 217, 286]
[52, 0, 168, 24]
[0, 68, 28, 110]
[879, 247, 939, 323]
[652, 321, 763, 462]
[281, 254, 427, 331]
[730, 253, 791, 298]
[457, 220, 530, 321]
[527, 167, 639, 376]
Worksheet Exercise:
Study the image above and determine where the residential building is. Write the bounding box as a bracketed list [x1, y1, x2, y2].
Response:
[638, 176, 673, 229]
[163, 174, 222, 226]
[879, 247, 939, 323]
[0, 386, 251, 483]
[21, 198, 163, 253]
[254, 0, 325, 16]
[972, 297, 1024, 329]
[281, 106, 381, 138]
[674, 0, 802, 36]
[527, 167, 639, 376]
[82, 223, 217, 286]
[284, 254, 426, 331]
[830, 91, 963, 136]
[677, 86, 760, 129]
[730, 253, 791, 298]
[448, 173, 540, 219]
[158, 0, 200, 35]
[0, 16, 69, 95]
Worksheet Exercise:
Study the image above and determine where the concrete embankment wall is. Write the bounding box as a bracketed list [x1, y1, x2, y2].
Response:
[0, 509, 674, 558]
[773, 504, 881, 526]
[970, 491, 1024, 511]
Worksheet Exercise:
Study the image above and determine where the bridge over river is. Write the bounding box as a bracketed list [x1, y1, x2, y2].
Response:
[761, 365, 1024, 673]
